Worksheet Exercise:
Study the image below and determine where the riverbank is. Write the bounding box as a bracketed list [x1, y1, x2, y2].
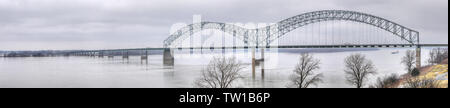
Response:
[396, 59, 448, 88]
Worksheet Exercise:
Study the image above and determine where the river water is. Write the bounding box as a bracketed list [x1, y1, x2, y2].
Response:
[0, 47, 439, 88]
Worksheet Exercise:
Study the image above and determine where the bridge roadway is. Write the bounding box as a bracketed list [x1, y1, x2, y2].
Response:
[74, 44, 448, 53]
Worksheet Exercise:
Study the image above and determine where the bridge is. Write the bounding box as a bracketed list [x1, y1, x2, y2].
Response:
[67, 10, 448, 74]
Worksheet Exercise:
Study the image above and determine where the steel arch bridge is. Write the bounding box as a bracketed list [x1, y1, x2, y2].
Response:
[163, 10, 420, 48]
[67, 10, 447, 69]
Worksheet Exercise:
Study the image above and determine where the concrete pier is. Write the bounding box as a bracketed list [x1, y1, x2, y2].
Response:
[108, 51, 114, 58]
[163, 48, 174, 66]
[141, 50, 148, 60]
[261, 47, 265, 81]
[89, 52, 95, 57]
[251, 47, 265, 80]
[98, 51, 104, 58]
[416, 46, 421, 68]
[141, 56, 148, 60]
[122, 51, 129, 59]
[252, 47, 255, 79]
[141, 50, 149, 64]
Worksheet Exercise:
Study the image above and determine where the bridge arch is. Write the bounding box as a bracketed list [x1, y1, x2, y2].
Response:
[163, 22, 251, 48]
[164, 10, 419, 48]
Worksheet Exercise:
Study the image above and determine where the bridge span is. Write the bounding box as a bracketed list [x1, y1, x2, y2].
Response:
[66, 10, 449, 78]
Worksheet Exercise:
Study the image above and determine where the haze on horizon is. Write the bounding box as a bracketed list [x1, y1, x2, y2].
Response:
[0, 0, 448, 51]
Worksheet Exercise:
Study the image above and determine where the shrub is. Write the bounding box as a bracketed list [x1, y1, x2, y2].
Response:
[411, 68, 420, 77]
[370, 74, 400, 88]
[404, 77, 440, 88]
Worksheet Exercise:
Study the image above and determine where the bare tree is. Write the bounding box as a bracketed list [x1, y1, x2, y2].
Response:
[194, 57, 244, 88]
[288, 53, 323, 88]
[404, 77, 441, 88]
[401, 50, 416, 74]
[344, 53, 377, 88]
[369, 74, 399, 88]
[428, 48, 448, 65]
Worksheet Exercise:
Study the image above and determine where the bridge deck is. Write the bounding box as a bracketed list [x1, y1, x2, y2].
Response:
[74, 44, 447, 53]
[170, 44, 447, 50]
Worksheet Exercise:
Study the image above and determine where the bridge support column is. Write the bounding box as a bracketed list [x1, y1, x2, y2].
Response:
[163, 48, 174, 66]
[252, 47, 255, 80]
[416, 46, 421, 68]
[108, 52, 114, 58]
[141, 50, 148, 60]
[99, 51, 104, 58]
[122, 51, 129, 59]
[222, 47, 225, 54]
[141, 50, 148, 64]
[261, 47, 265, 81]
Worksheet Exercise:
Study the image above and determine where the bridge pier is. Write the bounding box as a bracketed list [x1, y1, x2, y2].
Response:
[416, 46, 421, 68]
[251, 47, 265, 80]
[163, 48, 174, 66]
[222, 47, 225, 54]
[252, 47, 256, 80]
[108, 51, 114, 58]
[89, 52, 94, 57]
[99, 51, 104, 58]
[122, 50, 129, 59]
[244, 47, 248, 53]
[141, 50, 148, 60]
[261, 47, 265, 81]
[141, 50, 148, 64]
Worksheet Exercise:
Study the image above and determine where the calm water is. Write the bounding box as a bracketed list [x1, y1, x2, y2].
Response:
[0, 48, 437, 88]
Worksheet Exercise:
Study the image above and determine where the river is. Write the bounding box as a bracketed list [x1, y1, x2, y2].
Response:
[0, 47, 439, 88]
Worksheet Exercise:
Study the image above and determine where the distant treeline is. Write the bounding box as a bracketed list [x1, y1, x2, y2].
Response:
[1, 51, 63, 57]
[0, 50, 164, 57]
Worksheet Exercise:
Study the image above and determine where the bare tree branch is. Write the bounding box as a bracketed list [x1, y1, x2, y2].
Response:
[428, 48, 448, 65]
[344, 53, 377, 88]
[194, 57, 244, 88]
[369, 74, 399, 88]
[404, 77, 441, 88]
[401, 50, 416, 74]
[288, 53, 323, 88]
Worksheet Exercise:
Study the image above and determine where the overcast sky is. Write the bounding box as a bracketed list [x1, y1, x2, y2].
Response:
[0, 0, 447, 50]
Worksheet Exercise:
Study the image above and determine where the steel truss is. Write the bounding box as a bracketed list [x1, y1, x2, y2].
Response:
[163, 10, 419, 48]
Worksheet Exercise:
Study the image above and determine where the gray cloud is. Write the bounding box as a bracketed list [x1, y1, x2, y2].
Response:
[0, 0, 447, 50]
